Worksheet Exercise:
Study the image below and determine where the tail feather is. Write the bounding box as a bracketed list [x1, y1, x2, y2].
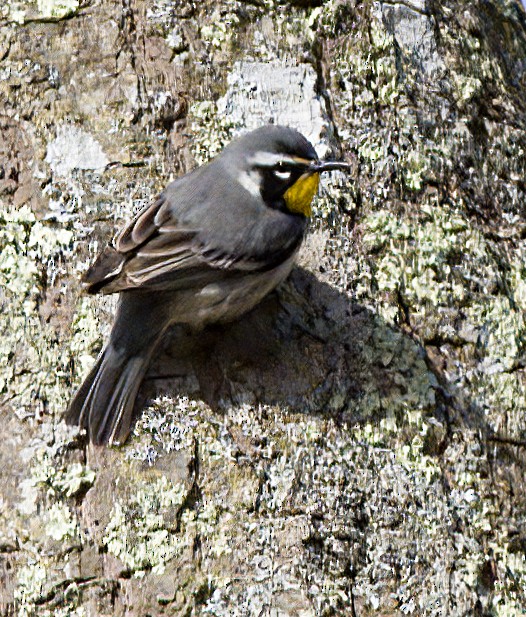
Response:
[65, 346, 151, 445]
[64, 351, 105, 431]
[65, 347, 152, 446]
[91, 354, 147, 445]
[65, 292, 172, 445]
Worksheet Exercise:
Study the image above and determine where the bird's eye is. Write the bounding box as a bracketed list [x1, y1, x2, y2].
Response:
[273, 163, 292, 181]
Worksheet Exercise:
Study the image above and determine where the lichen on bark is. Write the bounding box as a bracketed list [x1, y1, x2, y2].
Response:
[1, 1, 526, 616]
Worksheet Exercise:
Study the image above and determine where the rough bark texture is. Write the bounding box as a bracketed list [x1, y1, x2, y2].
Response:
[1, 0, 526, 615]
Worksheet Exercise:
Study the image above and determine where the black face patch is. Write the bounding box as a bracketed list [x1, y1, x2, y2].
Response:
[258, 163, 307, 206]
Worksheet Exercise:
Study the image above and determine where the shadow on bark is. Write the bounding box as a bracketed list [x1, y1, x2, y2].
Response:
[133, 266, 481, 445]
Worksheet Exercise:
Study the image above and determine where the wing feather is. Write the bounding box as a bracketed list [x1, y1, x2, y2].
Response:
[84, 172, 305, 294]
[127, 253, 197, 282]
[84, 194, 204, 293]
[116, 195, 170, 252]
[135, 230, 196, 257]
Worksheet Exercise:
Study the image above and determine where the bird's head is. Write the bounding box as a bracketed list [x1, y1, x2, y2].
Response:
[220, 125, 350, 217]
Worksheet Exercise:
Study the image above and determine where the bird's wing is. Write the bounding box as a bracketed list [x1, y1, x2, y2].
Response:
[83, 162, 307, 295]
[83, 191, 275, 294]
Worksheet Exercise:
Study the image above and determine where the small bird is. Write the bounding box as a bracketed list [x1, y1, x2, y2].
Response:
[66, 125, 349, 445]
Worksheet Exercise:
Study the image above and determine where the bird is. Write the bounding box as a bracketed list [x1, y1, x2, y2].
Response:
[65, 125, 350, 446]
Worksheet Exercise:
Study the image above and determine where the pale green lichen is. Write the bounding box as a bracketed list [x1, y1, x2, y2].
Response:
[200, 5, 239, 49]
[15, 562, 48, 610]
[491, 545, 526, 617]
[235, 0, 321, 61]
[188, 101, 238, 166]
[20, 449, 95, 506]
[0, 203, 78, 446]
[360, 201, 494, 322]
[362, 324, 437, 417]
[2, 0, 79, 22]
[396, 434, 442, 483]
[103, 475, 188, 575]
[2, 0, 28, 23]
[16, 558, 85, 617]
[45, 503, 78, 541]
[116, 396, 524, 614]
[37, 0, 79, 19]
[15, 559, 85, 616]
[469, 296, 525, 371]
[57, 463, 96, 497]
[403, 149, 428, 191]
[181, 502, 232, 558]
[357, 136, 387, 164]
[68, 296, 107, 379]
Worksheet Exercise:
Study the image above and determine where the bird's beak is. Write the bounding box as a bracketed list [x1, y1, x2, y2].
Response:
[309, 160, 351, 174]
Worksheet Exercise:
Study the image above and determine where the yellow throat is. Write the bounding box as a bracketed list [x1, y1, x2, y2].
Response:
[284, 172, 320, 217]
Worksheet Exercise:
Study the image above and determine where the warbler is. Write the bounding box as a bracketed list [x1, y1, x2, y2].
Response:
[66, 125, 349, 445]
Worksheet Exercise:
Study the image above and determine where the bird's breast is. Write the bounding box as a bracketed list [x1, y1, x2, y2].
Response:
[169, 252, 298, 328]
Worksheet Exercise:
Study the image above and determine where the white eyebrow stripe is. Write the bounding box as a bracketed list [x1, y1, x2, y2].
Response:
[248, 151, 297, 167]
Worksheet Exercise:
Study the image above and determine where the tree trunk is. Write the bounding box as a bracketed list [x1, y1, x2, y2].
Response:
[1, 0, 526, 615]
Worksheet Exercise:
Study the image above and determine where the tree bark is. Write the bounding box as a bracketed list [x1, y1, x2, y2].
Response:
[1, 0, 526, 615]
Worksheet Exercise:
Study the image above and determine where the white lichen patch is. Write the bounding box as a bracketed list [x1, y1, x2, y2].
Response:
[216, 61, 332, 157]
[45, 125, 109, 178]
[127, 395, 204, 463]
[200, 4, 239, 50]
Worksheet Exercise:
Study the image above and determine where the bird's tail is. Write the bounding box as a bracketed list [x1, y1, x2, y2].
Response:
[65, 293, 169, 445]
[65, 345, 153, 445]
